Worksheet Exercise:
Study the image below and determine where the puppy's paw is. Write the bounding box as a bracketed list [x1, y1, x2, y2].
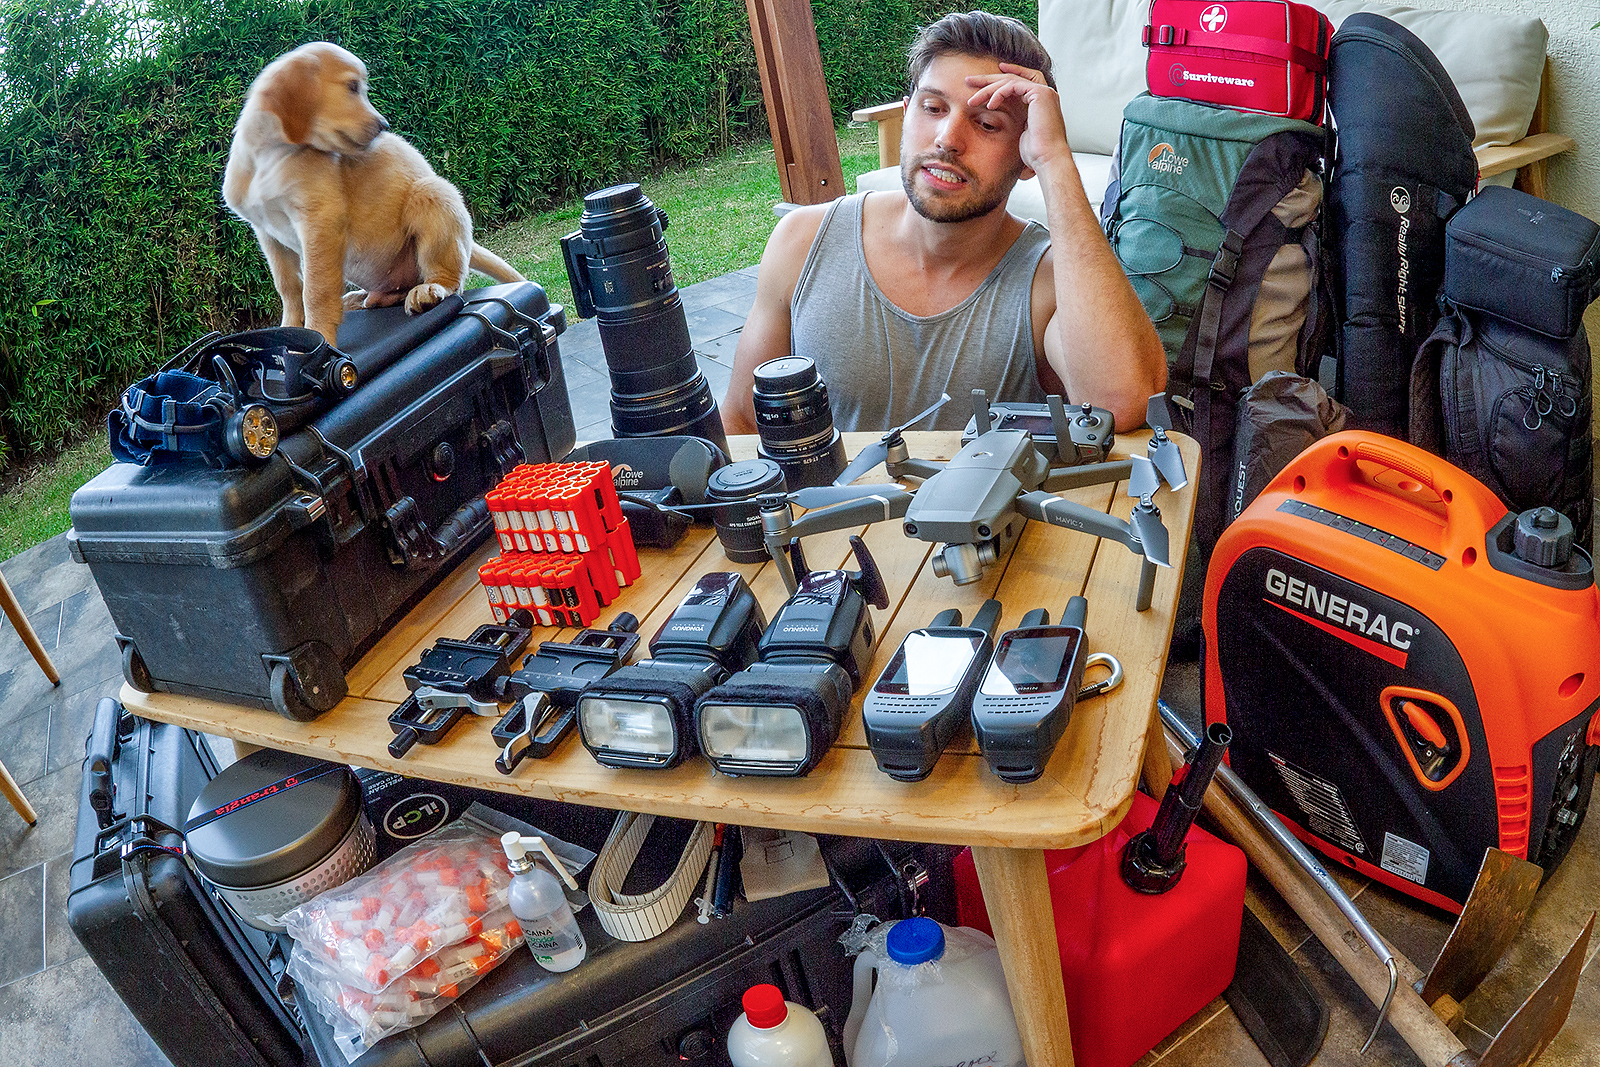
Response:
[342, 290, 369, 311]
[405, 283, 452, 315]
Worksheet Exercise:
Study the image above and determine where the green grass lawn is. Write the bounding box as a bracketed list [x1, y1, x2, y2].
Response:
[0, 433, 113, 562]
[487, 123, 882, 310]
[0, 124, 888, 563]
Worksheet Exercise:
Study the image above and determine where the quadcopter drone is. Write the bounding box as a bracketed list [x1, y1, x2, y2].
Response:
[659, 390, 1189, 612]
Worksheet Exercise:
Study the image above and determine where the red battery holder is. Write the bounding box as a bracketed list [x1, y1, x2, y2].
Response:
[605, 518, 641, 585]
[478, 464, 641, 628]
[538, 556, 600, 628]
[478, 560, 510, 624]
[508, 561, 555, 625]
[576, 461, 624, 532]
[550, 480, 608, 554]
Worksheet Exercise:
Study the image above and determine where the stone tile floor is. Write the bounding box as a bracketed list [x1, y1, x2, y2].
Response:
[0, 266, 1595, 1066]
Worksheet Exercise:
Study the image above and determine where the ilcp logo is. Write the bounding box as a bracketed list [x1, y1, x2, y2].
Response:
[1200, 4, 1228, 31]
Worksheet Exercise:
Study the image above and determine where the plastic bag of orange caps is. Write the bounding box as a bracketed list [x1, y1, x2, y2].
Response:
[279, 808, 594, 995]
[289, 905, 526, 1056]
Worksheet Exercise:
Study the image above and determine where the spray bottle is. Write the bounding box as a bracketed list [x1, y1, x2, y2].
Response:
[500, 831, 587, 973]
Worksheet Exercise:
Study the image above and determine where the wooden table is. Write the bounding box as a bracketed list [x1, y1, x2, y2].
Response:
[122, 429, 1198, 1067]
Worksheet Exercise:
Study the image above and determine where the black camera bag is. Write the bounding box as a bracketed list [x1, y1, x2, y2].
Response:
[1411, 307, 1592, 543]
[1443, 185, 1600, 340]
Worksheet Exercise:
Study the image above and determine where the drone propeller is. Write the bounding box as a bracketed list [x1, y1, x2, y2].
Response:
[834, 392, 951, 486]
[1144, 393, 1189, 491]
[1128, 454, 1161, 500]
[1129, 500, 1170, 569]
[625, 482, 903, 514]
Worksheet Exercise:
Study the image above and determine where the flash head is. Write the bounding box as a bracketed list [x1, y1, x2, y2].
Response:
[577, 660, 722, 770]
[696, 662, 852, 777]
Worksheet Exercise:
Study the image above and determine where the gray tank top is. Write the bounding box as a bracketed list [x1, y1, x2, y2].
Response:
[790, 193, 1051, 432]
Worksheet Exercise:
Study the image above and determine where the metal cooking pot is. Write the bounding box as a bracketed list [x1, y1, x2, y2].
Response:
[185, 748, 375, 930]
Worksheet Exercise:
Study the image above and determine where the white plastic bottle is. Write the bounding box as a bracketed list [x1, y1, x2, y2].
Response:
[500, 831, 587, 973]
[727, 984, 834, 1067]
[842, 917, 1024, 1067]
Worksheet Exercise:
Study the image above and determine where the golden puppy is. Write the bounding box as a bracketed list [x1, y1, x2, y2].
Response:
[223, 42, 524, 342]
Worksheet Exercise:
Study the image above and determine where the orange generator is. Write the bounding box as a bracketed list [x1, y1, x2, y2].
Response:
[1205, 433, 1600, 911]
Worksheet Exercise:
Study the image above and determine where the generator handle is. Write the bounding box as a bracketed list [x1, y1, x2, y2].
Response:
[1353, 440, 1434, 489]
[1309, 433, 1511, 552]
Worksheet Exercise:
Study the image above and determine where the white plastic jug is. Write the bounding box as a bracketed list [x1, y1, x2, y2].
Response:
[842, 918, 1025, 1067]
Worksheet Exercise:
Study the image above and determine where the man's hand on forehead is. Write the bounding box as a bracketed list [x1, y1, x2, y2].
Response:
[964, 62, 1071, 170]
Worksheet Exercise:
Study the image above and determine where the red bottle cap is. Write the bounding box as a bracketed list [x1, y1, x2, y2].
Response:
[742, 984, 788, 1029]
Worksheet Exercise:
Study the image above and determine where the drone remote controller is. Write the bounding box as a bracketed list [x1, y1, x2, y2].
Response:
[960, 396, 1115, 465]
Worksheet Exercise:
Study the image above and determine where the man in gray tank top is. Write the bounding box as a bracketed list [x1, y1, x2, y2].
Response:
[721, 12, 1164, 435]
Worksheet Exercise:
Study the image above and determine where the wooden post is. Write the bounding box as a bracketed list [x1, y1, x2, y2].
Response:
[745, 0, 846, 205]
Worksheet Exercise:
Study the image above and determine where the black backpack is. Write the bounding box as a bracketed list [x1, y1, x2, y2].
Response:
[1411, 186, 1599, 542]
[1324, 13, 1478, 435]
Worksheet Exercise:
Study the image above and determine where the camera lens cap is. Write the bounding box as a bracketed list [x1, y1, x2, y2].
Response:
[706, 459, 786, 500]
[584, 183, 646, 214]
[753, 356, 820, 395]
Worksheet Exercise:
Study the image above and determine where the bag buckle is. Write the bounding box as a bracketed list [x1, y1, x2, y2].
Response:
[1207, 232, 1245, 289]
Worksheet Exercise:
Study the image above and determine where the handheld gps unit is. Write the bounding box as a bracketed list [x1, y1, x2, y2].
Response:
[863, 600, 1003, 781]
[971, 597, 1091, 783]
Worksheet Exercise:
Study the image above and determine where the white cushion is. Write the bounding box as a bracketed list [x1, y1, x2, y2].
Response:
[1310, 1, 1547, 149]
[1038, 0, 1151, 157]
[854, 151, 1115, 223]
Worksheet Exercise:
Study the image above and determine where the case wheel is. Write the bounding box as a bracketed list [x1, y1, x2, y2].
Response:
[269, 663, 322, 722]
[122, 644, 154, 693]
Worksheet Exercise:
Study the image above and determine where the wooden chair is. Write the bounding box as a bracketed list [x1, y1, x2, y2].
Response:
[0, 569, 55, 825]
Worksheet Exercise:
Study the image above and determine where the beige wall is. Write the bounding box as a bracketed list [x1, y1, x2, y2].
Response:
[1406, 0, 1600, 434]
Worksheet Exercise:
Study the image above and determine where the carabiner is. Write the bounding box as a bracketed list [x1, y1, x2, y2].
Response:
[1077, 652, 1124, 699]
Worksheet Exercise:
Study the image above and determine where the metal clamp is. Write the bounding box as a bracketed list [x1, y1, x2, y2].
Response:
[496, 692, 560, 774]
[1077, 653, 1123, 699]
[414, 686, 498, 718]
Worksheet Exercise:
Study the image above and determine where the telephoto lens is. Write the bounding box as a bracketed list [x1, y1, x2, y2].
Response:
[704, 459, 786, 563]
[561, 183, 728, 451]
[751, 356, 847, 488]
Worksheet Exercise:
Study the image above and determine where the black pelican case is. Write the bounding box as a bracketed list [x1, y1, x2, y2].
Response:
[67, 282, 574, 720]
[68, 699, 309, 1067]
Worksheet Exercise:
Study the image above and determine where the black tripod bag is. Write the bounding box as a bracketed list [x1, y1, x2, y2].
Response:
[1325, 13, 1478, 435]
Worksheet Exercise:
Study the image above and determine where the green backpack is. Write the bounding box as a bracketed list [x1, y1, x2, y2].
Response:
[1101, 93, 1330, 555]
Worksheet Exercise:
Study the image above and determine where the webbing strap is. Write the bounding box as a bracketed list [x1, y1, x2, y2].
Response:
[1144, 25, 1327, 71]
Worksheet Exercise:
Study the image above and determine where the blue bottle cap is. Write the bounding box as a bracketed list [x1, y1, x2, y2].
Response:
[885, 917, 946, 965]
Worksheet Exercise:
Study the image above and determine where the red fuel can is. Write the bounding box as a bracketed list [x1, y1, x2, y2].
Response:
[953, 790, 1246, 1067]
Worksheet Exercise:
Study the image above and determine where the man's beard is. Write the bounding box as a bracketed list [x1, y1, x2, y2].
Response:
[900, 152, 1018, 223]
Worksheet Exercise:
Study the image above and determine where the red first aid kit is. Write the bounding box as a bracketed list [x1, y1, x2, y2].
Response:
[1143, 0, 1332, 121]
[1205, 433, 1600, 912]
